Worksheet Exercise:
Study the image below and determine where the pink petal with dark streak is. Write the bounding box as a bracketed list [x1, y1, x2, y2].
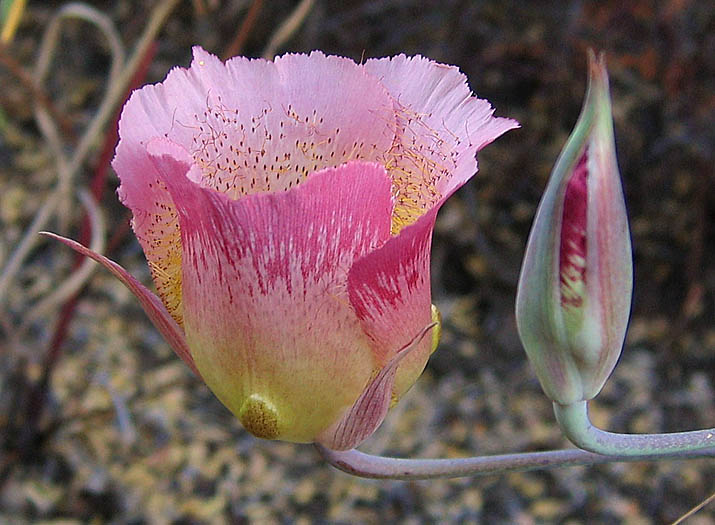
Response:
[347, 204, 439, 400]
[317, 322, 437, 450]
[560, 146, 589, 309]
[148, 153, 397, 442]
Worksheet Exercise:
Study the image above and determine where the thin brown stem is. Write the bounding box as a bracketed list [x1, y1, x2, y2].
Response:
[222, 0, 264, 59]
[671, 491, 715, 525]
[262, 0, 314, 60]
[0, 0, 179, 305]
[0, 42, 75, 138]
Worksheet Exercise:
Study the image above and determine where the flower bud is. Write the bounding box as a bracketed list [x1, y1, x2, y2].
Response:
[515, 51, 633, 404]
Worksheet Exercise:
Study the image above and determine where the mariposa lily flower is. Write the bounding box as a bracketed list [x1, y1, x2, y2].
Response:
[515, 51, 632, 405]
[50, 48, 517, 449]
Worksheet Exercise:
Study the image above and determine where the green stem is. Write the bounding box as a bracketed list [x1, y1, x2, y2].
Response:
[554, 400, 715, 456]
[315, 443, 715, 480]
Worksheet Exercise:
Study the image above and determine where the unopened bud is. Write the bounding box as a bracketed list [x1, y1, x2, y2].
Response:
[515, 51, 633, 404]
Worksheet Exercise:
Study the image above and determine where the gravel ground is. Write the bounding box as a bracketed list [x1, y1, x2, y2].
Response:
[0, 1, 713, 523]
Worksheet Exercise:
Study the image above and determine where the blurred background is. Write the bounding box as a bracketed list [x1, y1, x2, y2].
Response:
[0, 0, 713, 522]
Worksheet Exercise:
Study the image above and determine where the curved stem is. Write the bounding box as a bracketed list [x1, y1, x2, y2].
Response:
[554, 400, 715, 456]
[34, 2, 126, 233]
[316, 443, 715, 480]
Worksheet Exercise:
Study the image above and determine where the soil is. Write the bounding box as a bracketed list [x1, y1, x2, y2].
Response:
[0, 1, 713, 523]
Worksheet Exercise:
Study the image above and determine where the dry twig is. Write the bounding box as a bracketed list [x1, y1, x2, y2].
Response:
[670, 491, 715, 525]
[0, 0, 180, 307]
[223, 0, 264, 59]
[262, 0, 314, 60]
[21, 189, 105, 329]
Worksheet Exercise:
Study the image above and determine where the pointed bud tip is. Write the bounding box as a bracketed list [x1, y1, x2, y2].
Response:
[587, 49, 610, 93]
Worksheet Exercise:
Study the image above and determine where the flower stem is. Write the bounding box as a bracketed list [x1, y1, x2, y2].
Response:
[554, 400, 715, 456]
[315, 443, 714, 480]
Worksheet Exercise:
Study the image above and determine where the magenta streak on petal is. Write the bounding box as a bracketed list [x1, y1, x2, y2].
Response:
[147, 154, 398, 442]
[317, 322, 437, 451]
[41, 233, 201, 378]
[348, 206, 436, 366]
[559, 147, 589, 308]
[346, 204, 437, 404]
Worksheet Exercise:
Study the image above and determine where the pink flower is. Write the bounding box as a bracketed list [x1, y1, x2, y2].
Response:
[51, 48, 517, 449]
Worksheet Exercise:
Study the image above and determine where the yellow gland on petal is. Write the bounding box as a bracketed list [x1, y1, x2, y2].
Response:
[238, 393, 280, 440]
[381, 102, 462, 235]
[430, 303, 442, 354]
[384, 147, 444, 235]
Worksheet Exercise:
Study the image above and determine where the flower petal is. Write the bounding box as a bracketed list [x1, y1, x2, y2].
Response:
[149, 154, 396, 442]
[347, 203, 440, 401]
[117, 47, 398, 200]
[317, 322, 437, 450]
[365, 55, 519, 230]
[113, 137, 187, 327]
[114, 48, 400, 324]
[41, 233, 200, 378]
